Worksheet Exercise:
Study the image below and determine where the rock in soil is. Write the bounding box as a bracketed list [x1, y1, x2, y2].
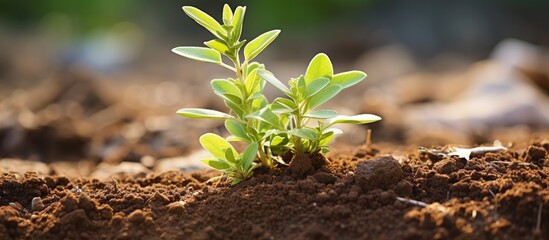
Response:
[355, 155, 404, 191]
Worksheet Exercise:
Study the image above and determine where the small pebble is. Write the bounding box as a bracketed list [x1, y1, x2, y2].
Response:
[31, 197, 45, 211]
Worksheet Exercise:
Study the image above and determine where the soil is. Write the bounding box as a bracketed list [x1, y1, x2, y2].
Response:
[1, 140, 548, 240]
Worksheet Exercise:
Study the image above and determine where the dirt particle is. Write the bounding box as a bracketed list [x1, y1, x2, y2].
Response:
[312, 172, 336, 184]
[78, 194, 96, 211]
[127, 209, 146, 223]
[433, 158, 458, 174]
[288, 152, 314, 177]
[355, 156, 403, 191]
[523, 145, 547, 167]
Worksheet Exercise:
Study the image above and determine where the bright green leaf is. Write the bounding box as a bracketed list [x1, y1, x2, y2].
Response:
[244, 30, 280, 62]
[222, 4, 233, 25]
[244, 69, 262, 96]
[204, 39, 231, 57]
[172, 47, 222, 64]
[257, 70, 290, 94]
[224, 148, 237, 164]
[225, 119, 251, 142]
[307, 84, 342, 110]
[332, 71, 366, 89]
[247, 107, 281, 129]
[289, 128, 319, 140]
[241, 142, 258, 171]
[201, 158, 231, 170]
[328, 114, 382, 126]
[177, 108, 233, 119]
[182, 6, 226, 39]
[304, 53, 333, 84]
[211, 79, 243, 101]
[230, 6, 246, 42]
[304, 110, 338, 119]
[199, 133, 238, 160]
[305, 77, 330, 98]
[271, 97, 296, 113]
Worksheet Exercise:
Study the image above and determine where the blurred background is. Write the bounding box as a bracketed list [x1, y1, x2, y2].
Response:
[1, 0, 548, 177]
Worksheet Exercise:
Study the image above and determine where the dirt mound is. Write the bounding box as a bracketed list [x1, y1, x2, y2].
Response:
[0, 141, 547, 239]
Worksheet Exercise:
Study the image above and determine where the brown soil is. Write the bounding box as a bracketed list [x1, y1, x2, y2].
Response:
[1, 140, 548, 240]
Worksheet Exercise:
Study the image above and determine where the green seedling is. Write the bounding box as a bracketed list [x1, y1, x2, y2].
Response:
[199, 133, 259, 184]
[173, 4, 279, 171]
[257, 54, 381, 154]
[173, 4, 381, 184]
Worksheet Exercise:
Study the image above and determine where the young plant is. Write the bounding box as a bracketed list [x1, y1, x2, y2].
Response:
[258, 54, 381, 154]
[172, 4, 280, 171]
[172, 4, 381, 184]
[199, 134, 258, 184]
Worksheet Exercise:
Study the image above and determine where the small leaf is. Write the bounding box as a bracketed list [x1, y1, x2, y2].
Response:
[305, 77, 330, 98]
[240, 142, 258, 171]
[289, 128, 319, 140]
[332, 71, 366, 89]
[225, 119, 251, 142]
[304, 53, 333, 84]
[244, 30, 280, 62]
[172, 47, 222, 64]
[224, 148, 237, 164]
[230, 6, 246, 42]
[177, 108, 233, 119]
[211, 79, 243, 101]
[328, 114, 382, 126]
[257, 70, 290, 94]
[225, 100, 245, 118]
[222, 4, 233, 25]
[204, 39, 231, 57]
[244, 69, 262, 96]
[304, 110, 338, 119]
[182, 6, 226, 39]
[201, 158, 231, 170]
[199, 133, 238, 160]
[271, 97, 297, 113]
[307, 85, 342, 110]
[247, 107, 281, 129]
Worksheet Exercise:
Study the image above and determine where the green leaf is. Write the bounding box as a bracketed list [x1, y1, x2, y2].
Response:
[222, 4, 233, 25]
[182, 6, 226, 39]
[247, 107, 281, 129]
[289, 128, 319, 140]
[271, 97, 297, 113]
[240, 142, 258, 171]
[307, 84, 342, 110]
[251, 95, 268, 112]
[177, 108, 233, 119]
[204, 39, 231, 57]
[199, 133, 238, 160]
[257, 70, 290, 94]
[304, 53, 333, 84]
[244, 69, 262, 96]
[332, 71, 366, 89]
[319, 131, 335, 147]
[172, 47, 222, 64]
[211, 79, 243, 101]
[328, 114, 382, 126]
[244, 30, 280, 62]
[230, 6, 246, 42]
[200, 158, 231, 171]
[224, 148, 237, 164]
[304, 110, 338, 119]
[225, 119, 251, 142]
[201, 158, 231, 170]
[225, 100, 245, 118]
[305, 77, 330, 98]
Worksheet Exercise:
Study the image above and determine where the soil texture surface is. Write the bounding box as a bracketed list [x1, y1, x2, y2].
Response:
[1, 140, 548, 240]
